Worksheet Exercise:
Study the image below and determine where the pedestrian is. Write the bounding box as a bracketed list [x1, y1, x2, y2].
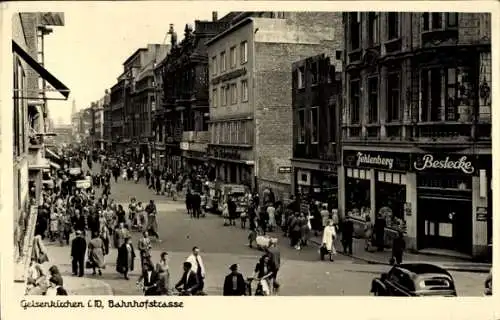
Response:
[267, 203, 276, 231]
[364, 215, 374, 251]
[137, 262, 160, 296]
[88, 231, 106, 276]
[374, 213, 386, 252]
[289, 213, 301, 249]
[391, 231, 406, 265]
[185, 246, 206, 292]
[138, 231, 153, 268]
[320, 204, 330, 229]
[222, 200, 230, 226]
[342, 213, 354, 255]
[46, 277, 68, 296]
[321, 219, 337, 262]
[114, 222, 130, 249]
[26, 258, 48, 295]
[71, 230, 87, 277]
[227, 197, 237, 226]
[265, 239, 281, 291]
[192, 192, 202, 219]
[223, 264, 246, 296]
[174, 262, 200, 295]
[155, 252, 170, 295]
[48, 265, 64, 287]
[116, 236, 136, 280]
[145, 200, 160, 240]
[185, 190, 193, 217]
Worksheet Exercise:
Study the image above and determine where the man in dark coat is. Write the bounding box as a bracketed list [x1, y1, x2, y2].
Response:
[227, 197, 237, 226]
[175, 262, 200, 295]
[137, 262, 160, 296]
[116, 237, 136, 280]
[192, 192, 202, 219]
[71, 230, 87, 277]
[374, 213, 387, 252]
[342, 214, 354, 255]
[223, 264, 246, 296]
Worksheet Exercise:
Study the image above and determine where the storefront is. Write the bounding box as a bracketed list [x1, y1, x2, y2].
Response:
[413, 153, 491, 257]
[292, 160, 339, 211]
[207, 145, 254, 188]
[342, 150, 411, 241]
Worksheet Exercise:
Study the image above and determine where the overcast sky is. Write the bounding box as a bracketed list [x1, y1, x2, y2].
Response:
[26, 4, 228, 124]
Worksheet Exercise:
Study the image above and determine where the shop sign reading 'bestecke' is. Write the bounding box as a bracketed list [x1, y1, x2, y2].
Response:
[356, 152, 394, 170]
[413, 155, 474, 174]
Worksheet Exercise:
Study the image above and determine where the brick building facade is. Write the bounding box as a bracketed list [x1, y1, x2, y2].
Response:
[207, 12, 343, 199]
[342, 12, 491, 259]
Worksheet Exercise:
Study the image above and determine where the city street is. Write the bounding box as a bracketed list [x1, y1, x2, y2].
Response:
[44, 161, 485, 296]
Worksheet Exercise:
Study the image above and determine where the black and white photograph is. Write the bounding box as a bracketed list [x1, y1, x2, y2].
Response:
[5, 1, 496, 312]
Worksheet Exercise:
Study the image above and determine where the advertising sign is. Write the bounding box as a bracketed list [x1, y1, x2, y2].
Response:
[343, 150, 410, 172]
[69, 167, 81, 175]
[413, 154, 475, 174]
[76, 179, 91, 189]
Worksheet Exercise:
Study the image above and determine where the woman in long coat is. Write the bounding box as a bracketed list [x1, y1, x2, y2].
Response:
[116, 237, 135, 280]
[88, 232, 106, 276]
[321, 220, 337, 261]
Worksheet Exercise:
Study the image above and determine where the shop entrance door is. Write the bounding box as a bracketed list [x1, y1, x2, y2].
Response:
[417, 196, 472, 254]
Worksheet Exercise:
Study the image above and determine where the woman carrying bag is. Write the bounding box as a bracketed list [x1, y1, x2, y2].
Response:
[320, 219, 337, 262]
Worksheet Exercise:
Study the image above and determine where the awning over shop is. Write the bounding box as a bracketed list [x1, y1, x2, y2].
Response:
[49, 161, 61, 169]
[12, 40, 70, 99]
[45, 148, 60, 160]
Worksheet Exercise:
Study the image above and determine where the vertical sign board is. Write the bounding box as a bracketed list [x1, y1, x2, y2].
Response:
[38, 12, 65, 26]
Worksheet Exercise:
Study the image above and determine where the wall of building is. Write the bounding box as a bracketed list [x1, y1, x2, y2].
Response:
[253, 13, 343, 198]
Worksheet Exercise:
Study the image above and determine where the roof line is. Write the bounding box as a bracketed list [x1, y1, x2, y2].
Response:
[206, 17, 253, 46]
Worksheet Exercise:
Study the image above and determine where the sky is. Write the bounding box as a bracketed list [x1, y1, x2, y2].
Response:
[38, 5, 228, 124]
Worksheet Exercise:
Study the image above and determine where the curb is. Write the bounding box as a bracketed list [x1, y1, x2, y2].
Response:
[309, 238, 490, 273]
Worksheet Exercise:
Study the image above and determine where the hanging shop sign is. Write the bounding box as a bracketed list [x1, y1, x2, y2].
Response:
[413, 154, 475, 174]
[318, 163, 337, 173]
[343, 150, 410, 172]
[208, 147, 241, 160]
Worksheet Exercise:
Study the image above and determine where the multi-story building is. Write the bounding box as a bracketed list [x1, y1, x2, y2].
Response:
[102, 89, 112, 150]
[207, 12, 343, 197]
[160, 16, 230, 173]
[291, 53, 343, 212]
[132, 44, 170, 162]
[11, 12, 70, 292]
[342, 12, 491, 259]
[93, 97, 106, 150]
[109, 77, 126, 153]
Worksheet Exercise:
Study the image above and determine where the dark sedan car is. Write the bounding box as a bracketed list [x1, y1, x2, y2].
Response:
[371, 263, 457, 296]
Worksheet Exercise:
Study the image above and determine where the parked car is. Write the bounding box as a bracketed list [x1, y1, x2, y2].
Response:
[371, 263, 457, 296]
[484, 269, 492, 296]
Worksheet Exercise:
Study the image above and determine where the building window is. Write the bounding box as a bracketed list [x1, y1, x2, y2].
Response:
[215, 123, 221, 144]
[241, 79, 248, 102]
[211, 56, 217, 75]
[423, 12, 458, 31]
[387, 72, 401, 122]
[297, 66, 305, 89]
[368, 12, 380, 46]
[387, 12, 399, 40]
[212, 88, 218, 107]
[350, 79, 361, 124]
[310, 62, 318, 85]
[328, 102, 336, 143]
[226, 85, 231, 105]
[230, 46, 237, 68]
[421, 67, 460, 122]
[349, 12, 361, 50]
[446, 12, 458, 27]
[298, 109, 305, 143]
[240, 41, 248, 64]
[368, 77, 378, 123]
[220, 51, 226, 72]
[230, 83, 238, 104]
[310, 107, 319, 144]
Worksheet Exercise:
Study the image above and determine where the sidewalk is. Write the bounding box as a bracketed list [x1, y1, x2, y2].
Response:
[43, 241, 114, 295]
[308, 236, 491, 273]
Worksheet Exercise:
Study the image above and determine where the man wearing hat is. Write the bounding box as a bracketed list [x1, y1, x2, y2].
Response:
[71, 230, 87, 277]
[223, 264, 246, 296]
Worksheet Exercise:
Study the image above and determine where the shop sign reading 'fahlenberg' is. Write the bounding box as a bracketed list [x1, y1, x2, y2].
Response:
[356, 152, 394, 170]
[413, 154, 474, 174]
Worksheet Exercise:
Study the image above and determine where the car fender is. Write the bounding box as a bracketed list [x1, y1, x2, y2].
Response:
[371, 278, 386, 294]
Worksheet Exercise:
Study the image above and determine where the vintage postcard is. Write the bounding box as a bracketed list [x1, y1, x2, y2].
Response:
[0, 1, 497, 320]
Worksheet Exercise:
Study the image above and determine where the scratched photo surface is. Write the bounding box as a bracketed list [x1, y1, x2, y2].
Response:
[10, 10, 491, 298]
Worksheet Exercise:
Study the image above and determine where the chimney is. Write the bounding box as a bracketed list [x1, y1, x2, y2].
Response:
[212, 11, 218, 21]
